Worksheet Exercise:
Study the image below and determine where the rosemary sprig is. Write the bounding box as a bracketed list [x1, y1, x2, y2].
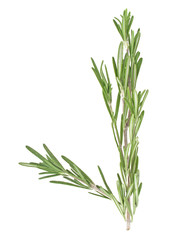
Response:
[19, 9, 148, 230]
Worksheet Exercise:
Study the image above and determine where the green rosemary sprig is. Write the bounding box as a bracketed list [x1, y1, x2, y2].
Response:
[19, 144, 125, 219]
[19, 9, 148, 230]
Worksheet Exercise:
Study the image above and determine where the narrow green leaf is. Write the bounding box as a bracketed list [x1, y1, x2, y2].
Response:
[129, 114, 134, 142]
[124, 55, 130, 93]
[120, 162, 127, 187]
[70, 168, 81, 178]
[50, 181, 88, 189]
[133, 90, 138, 117]
[97, 185, 110, 198]
[127, 16, 134, 35]
[116, 180, 124, 204]
[88, 192, 109, 199]
[43, 144, 64, 170]
[111, 122, 119, 149]
[138, 90, 143, 105]
[19, 162, 40, 168]
[140, 90, 146, 101]
[114, 17, 121, 25]
[124, 198, 133, 220]
[102, 90, 113, 119]
[61, 155, 93, 184]
[115, 92, 121, 120]
[134, 174, 139, 206]
[127, 87, 132, 105]
[132, 156, 139, 174]
[63, 176, 89, 189]
[117, 173, 122, 185]
[139, 89, 149, 114]
[133, 29, 141, 55]
[123, 97, 134, 114]
[123, 100, 129, 125]
[113, 20, 124, 39]
[136, 58, 143, 77]
[39, 171, 57, 175]
[39, 174, 60, 180]
[130, 30, 135, 54]
[130, 141, 138, 170]
[124, 143, 130, 172]
[26, 146, 47, 162]
[120, 114, 123, 145]
[135, 51, 140, 62]
[98, 166, 112, 194]
[117, 42, 124, 79]
[122, 18, 126, 41]
[135, 110, 144, 135]
[126, 183, 134, 199]
[105, 64, 110, 85]
[19, 162, 53, 172]
[131, 63, 137, 90]
[133, 191, 136, 214]
[100, 60, 107, 85]
[138, 182, 142, 195]
[91, 58, 105, 89]
[111, 193, 125, 218]
[112, 57, 118, 78]
[26, 146, 59, 171]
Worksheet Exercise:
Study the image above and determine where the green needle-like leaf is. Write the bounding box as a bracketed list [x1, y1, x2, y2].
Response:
[26, 146, 47, 162]
[133, 29, 141, 55]
[63, 176, 89, 188]
[124, 55, 130, 93]
[113, 20, 124, 39]
[139, 89, 149, 114]
[39, 173, 60, 180]
[98, 166, 112, 194]
[115, 92, 121, 120]
[129, 114, 135, 142]
[136, 58, 143, 77]
[124, 143, 130, 172]
[134, 174, 139, 206]
[43, 144, 64, 170]
[91, 58, 105, 89]
[100, 60, 107, 85]
[127, 16, 134, 35]
[116, 180, 124, 204]
[50, 181, 88, 189]
[120, 114, 124, 145]
[112, 57, 118, 79]
[123, 97, 134, 114]
[135, 51, 140, 62]
[88, 192, 110, 199]
[25, 146, 60, 171]
[61, 155, 93, 185]
[135, 110, 144, 135]
[117, 42, 124, 79]
[126, 183, 134, 199]
[102, 90, 113, 119]
[124, 198, 133, 221]
[122, 18, 126, 41]
[138, 182, 142, 195]
[133, 90, 138, 117]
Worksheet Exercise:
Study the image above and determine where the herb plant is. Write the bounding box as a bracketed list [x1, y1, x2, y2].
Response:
[19, 9, 148, 230]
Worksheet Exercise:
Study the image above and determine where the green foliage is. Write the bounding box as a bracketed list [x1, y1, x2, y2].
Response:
[19, 9, 148, 230]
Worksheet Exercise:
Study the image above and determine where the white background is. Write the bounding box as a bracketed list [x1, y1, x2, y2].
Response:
[0, 0, 168, 239]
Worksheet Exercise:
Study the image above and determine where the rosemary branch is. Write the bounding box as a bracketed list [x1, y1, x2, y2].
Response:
[19, 9, 148, 231]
